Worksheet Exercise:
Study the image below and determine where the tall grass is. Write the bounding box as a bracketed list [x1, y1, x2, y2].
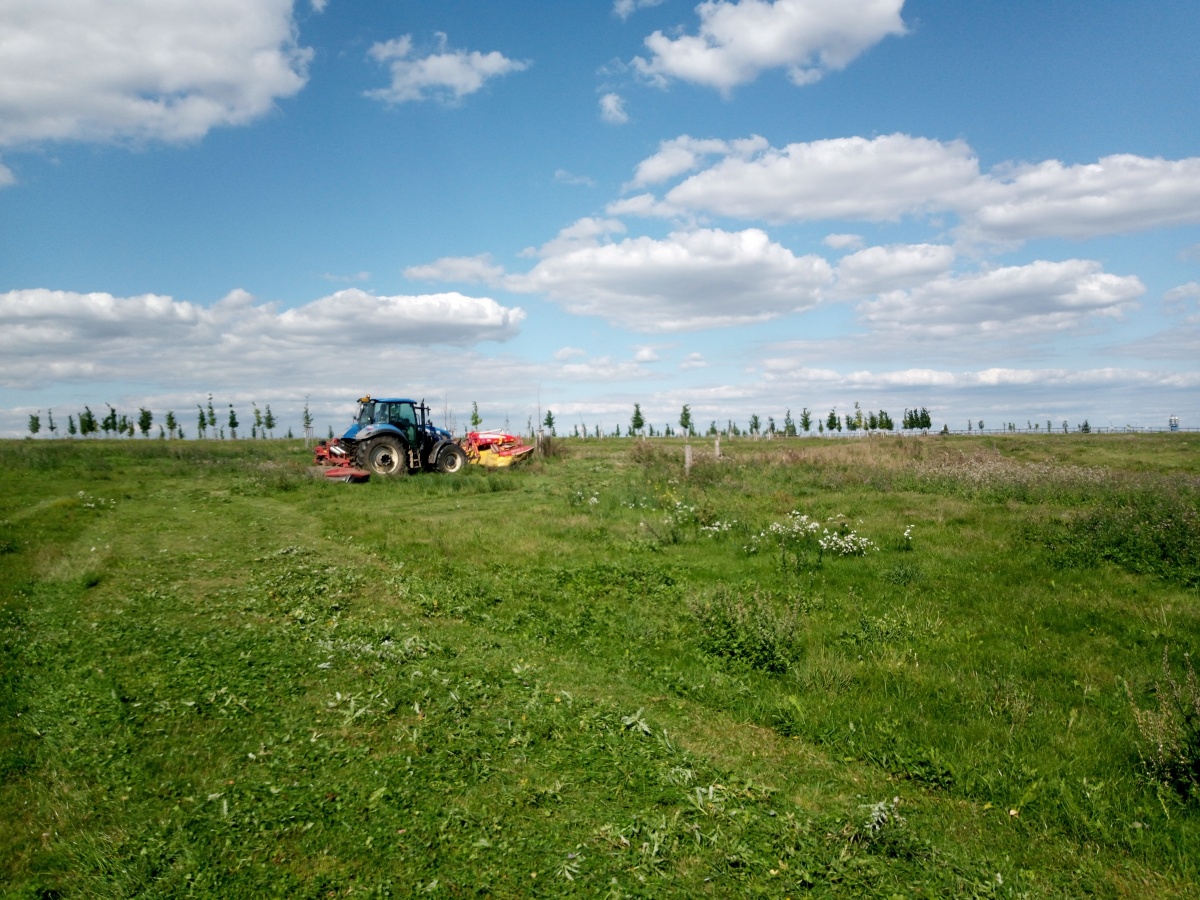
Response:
[1128, 649, 1200, 802]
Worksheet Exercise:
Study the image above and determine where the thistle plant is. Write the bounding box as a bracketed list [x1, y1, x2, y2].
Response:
[1128, 648, 1200, 802]
[857, 796, 905, 841]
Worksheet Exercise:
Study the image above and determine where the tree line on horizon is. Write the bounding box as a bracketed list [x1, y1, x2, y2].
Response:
[24, 395, 314, 441]
[533, 402, 937, 439]
[23, 396, 1108, 441]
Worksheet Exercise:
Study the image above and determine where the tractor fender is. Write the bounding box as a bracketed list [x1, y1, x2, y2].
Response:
[354, 423, 405, 442]
[427, 438, 456, 466]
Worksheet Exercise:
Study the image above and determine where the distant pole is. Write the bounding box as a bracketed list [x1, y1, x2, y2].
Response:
[714, 434, 721, 459]
[684, 443, 693, 477]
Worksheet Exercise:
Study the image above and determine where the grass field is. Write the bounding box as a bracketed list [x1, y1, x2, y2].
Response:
[2, 433, 1198, 898]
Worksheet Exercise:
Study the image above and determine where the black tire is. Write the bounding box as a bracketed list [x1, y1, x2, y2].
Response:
[366, 437, 407, 476]
[436, 444, 468, 474]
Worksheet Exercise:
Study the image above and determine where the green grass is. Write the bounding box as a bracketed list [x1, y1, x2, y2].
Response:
[2, 433, 1199, 897]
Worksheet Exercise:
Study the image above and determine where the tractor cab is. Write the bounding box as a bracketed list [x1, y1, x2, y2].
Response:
[348, 398, 420, 448]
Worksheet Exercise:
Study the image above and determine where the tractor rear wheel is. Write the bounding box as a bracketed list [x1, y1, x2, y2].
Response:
[366, 437, 407, 476]
[437, 444, 468, 474]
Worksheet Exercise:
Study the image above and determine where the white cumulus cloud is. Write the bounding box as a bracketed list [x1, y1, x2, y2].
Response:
[633, 0, 907, 93]
[638, 133, 978, 222]
[614, 0, 664, 20]
[618, 133, 1200, 242]
[522, 217, 628, 259]
[758, 361, 1200, 396]
[856, 259, 1144, 340]
[0, 0, 311, 146]
[625, 134, 768, 189]
[599, 93, 630, 124]
[833, 243, 956, 297]
[366, 33, 530, 105]
[958, 154, 1200, 242]
[404, 255, 506, 286]
[276, 289, 524, 345]
[509, 227, 832, 332]
[0, 287, 524, 389]
[556, 356, 650, 382]
[1165, 282, 1200, 305]
[823, 233, 864, 250]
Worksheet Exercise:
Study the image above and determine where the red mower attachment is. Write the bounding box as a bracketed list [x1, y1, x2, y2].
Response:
[311, 439, 371, 483]
[460, 430, 536, 467]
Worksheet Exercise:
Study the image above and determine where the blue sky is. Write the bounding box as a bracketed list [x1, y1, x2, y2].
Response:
[2, 0, 1199, 438]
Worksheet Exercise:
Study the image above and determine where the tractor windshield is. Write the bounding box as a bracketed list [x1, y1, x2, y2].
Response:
[357, 402, 381, 426]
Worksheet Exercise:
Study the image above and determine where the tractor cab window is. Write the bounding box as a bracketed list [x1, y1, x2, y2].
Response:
[385, 402, 416, 428]
[394, 404, 418, 447]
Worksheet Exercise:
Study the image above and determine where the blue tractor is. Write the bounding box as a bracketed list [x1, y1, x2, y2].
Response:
[335, 396, 468, 477]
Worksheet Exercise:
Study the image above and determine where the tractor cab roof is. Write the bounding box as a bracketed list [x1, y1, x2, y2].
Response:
[359, 395, 420, 406]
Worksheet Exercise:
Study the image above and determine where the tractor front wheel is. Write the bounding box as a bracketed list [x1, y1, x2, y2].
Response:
[437, 444, 468, 474]
[366, 437, 407, 476]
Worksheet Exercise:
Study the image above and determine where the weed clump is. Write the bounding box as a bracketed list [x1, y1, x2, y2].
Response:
[908, 448, 1112, 503]
[884, 562, 922, 586]
[629, 438, 673, 470]
[818, 523, 878, 557]
[537, 434, 568, 458]
[745, 512, 881, 571]
[745, 511, 820, 561]
[1037, 483, 1200, 587]
[853, 796, 906, 844]
[1128, 648, 1200, 803]
[688, 587, 804, 673]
